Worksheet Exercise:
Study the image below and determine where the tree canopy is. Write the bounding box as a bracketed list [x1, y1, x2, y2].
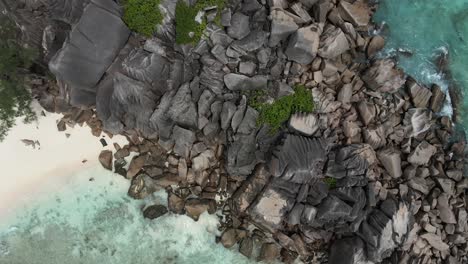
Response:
[0, 15, 38, 141]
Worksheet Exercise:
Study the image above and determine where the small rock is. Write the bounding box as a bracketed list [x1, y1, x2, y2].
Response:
[221, 228, 238, 248]
[437, 193, 457, 224]
[408, 141, 437, 166]
[98, 150, 113, 171]
[420, 233, 449, 251]
[168, 192, 185, 214]
[127, 155, 147, 178]
[239, 237, 254, 258]
[367, 35, 385, 58]
[258, 243, 280, 262]
[224, 74, 268, 91]
[143, 204, 168, 220]
[377, 148, 402, 178]
[408, 177, 430, 195]
[184, 198, 216, 221]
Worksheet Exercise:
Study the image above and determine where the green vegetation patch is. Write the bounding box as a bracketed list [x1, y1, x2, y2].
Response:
[123, 0, 163, 37]
[323, 177, 337, 189]
[249, 85, 314, 133]
[175, 0, 225, 44]
[0, 15, 38, 141]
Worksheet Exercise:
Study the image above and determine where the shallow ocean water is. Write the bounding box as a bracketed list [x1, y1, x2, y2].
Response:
[0, 167, 253, 264]
[374, 0, 468, 127]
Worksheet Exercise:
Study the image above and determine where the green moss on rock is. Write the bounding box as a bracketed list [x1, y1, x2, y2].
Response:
[175, 0, 225, 44]
[250, 85, 314, 133]
[123, 0, 163, 37]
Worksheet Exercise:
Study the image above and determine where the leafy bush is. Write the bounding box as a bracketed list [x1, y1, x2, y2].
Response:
[323, 177, 337, 189]
[0, 15, 38, 141]
[123, 0, 163, 37]
[175, 0, 225, 44]
[251, 85, 314, 133]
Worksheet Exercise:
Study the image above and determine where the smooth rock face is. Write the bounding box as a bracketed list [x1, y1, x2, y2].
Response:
[285, 24, 322, 64]
[363, 59, 406, 94]
[269, 9, 299, 47]
[49, 0, 130, 101]
[288, 113, 319, 136]
[318, 25, 350, 59]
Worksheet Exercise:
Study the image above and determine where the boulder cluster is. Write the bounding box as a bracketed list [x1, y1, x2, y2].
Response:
[6, 0, 467, 263]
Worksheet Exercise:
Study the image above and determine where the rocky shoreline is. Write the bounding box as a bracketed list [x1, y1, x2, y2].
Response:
[3, 0, 468, 263]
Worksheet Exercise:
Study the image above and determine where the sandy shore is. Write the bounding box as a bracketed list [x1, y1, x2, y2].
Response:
[0, 102, 128, 217]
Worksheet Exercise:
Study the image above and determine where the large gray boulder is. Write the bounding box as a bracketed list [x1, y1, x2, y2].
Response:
[227, 12, 251, 40]
[318, 25, 350, 59]
[362, 59, 406, 94]
[269, 10, 299, 47]
[269, 135, 327, 184]
[226, 132, 258, 176]
[166, 83, 198, 129]
[49, 0, 130, 105]
[285, 24, 322, 64]
[99, 73, 157, 136]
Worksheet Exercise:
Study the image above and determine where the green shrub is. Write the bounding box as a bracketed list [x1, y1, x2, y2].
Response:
[0, 15, 38, 141]
[175, 0, 225, 44]
[251, 85, 314, 133]
[323, 177, 337, 189]
[123, 0, 163, 37]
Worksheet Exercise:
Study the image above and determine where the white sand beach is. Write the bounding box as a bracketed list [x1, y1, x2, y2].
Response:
[0, 102, 128, 217]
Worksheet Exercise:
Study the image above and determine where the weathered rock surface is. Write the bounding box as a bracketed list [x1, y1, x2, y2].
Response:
[363, 59, 406, 94]
[99, 150, 113, 170]
[378, 148, 402, 178]
[288, 113, 319, 136]
[49, 0, 130, 105]
[269, 135, 327, 184]
[269, 10, 299, 47]
[318, 25, 350, 59]
[285, 24, 322, 64]
[143, 204, 168, 219]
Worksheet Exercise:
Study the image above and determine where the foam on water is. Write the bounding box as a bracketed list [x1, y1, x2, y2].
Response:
[0, 167, 253, 264]
[374, 0, 468, 126]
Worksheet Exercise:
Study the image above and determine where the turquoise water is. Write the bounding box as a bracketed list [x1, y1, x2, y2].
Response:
[374, 0, 468, 127]
[0, 167, 253, 264]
